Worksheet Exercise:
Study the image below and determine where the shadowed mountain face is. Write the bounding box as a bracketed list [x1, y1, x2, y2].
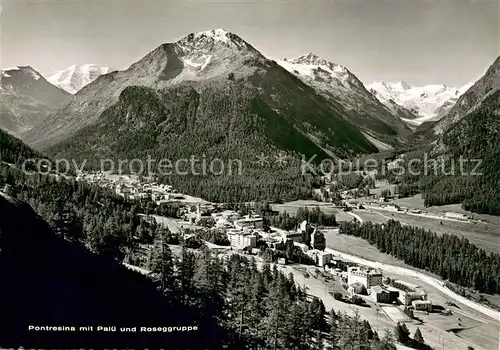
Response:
[0, 193, 223, 348]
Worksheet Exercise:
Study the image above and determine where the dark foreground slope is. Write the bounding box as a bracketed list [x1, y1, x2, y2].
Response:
[0, 193, 222, 348]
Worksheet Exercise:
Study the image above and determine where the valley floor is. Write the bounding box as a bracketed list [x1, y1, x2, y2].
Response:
[323, 229, 500, 350]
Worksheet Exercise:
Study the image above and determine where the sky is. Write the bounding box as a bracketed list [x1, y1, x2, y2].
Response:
[1, 0, 498, 86]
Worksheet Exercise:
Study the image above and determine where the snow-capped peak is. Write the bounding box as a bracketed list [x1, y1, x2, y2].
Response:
[2, 66, 21, 72]
[194, 28, 232, 43]
[279, 53, 351, 82]
[396, 80, 412, 90]
[284, 52, 348, 73]
[178, 28, 249, 50]
[1, 65, 41, 80]
[287, 52, 324, 65]
[47, 64, 113, 94]
[367, 80, 474, 122]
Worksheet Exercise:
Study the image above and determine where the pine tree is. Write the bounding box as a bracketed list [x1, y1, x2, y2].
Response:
[53, 204, 85, 243]
[312, 229, 326, 251]
[178, 244, 196, 305]
[394, 322, 410, 345]
[414, 327, 424, 344]
[150, 233, 175, 296]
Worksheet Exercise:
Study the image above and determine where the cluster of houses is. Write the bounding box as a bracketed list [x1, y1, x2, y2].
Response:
[182, 205, 265, 249]
[115, 182, 178, 201]
[182, 206, 335, 266]
[75, 172, 183, 202]
[75, 172, 116, 189]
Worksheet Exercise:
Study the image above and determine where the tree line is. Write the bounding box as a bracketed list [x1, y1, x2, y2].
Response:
[0, 164, 192, 261]
[148, 234, 397, 349]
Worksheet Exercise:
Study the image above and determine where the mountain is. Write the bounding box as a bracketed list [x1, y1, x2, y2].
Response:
[47, 64, 114, 94]
[367, 80, 473, 126]
[0, 66, 71, 136]
[279, 53, 412, 147]
[0, 190, 223, 348]
[421, 89, 500, 215]
[411, 56, 500, 215]
[432, 56, 500, 136]
[27, 29, 377, 156]
[25, 29, 385, 202]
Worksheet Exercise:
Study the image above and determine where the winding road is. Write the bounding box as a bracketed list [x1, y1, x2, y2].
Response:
[327, 211, 500, 321]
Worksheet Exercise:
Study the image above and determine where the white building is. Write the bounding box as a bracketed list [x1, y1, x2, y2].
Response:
[445, 212, 469, 221]
[234, 215, 264, 230]
[385, 205, 400, 212]
[347, 266, 383, 289]
[298, 220, 308, 233]
[398, 290, 427, 306]
[317, 252, 332, 267]
[412, 300, 432, 312]
[226, 230, 257, 248]
[307, 250, 332, 267]
[393, 280, 428, 306]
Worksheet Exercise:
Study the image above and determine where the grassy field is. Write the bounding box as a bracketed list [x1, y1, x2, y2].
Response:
[272, 201, 355, 222]
[355, 208, 500, 254]
[392, 194, 500, 225]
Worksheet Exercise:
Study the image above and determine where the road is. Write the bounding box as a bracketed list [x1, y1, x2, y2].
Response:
[341, 209, 499, 321]
[324, 245, 500, 321]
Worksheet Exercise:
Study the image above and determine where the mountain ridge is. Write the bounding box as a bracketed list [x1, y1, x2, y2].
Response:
[26, 29, 379, 160]
[432, 55, 500, 136]
[0, 66, 71, 136]
[278, 53, 412, 145]
[24, 29, 271, 148]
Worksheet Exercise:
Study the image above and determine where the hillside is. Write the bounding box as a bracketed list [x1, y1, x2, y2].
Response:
[0, 127, 42, 165]
[279, 53, 411, 147]
[0, 191, 223, 348]
[433, 55, 500, 135]
[421, 89, 500, 215]
[0, 66, 71, 136]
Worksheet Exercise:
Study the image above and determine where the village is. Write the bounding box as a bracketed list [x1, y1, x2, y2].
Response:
[75, 171, 193, 202]
[74, 171, 496, 350]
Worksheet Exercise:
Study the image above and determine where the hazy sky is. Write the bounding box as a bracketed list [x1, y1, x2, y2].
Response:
[1, 0, 498, 86]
